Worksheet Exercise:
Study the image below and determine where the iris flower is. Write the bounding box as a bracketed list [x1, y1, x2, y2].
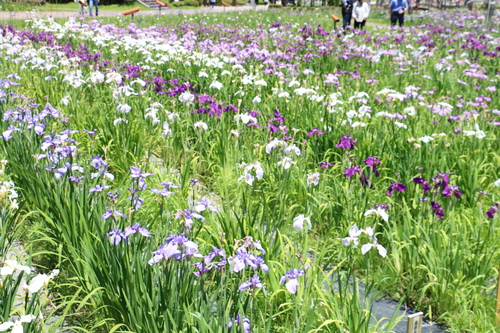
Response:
[280, 268, 305, 294]
[364, 207, 389, 222]
[361, 237, 387, 258]
[293, 214, 312, 231]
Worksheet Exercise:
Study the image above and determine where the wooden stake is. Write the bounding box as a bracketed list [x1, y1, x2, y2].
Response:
[407, 312, 423, 333]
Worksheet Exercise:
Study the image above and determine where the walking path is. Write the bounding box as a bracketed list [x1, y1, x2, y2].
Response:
[0, 4, 268, 20]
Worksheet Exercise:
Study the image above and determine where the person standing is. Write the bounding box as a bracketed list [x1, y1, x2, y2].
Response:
[210, 0, 215, 8]
[341, 0, 355, 29]
[389, 0, 408, 27]
[352, 0, 370, 30]
[89, 0, 99, 17]
[74, 0, 86, 15]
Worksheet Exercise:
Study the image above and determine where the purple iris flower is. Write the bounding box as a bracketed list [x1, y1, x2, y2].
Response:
[386, 182, 407, 196]
[250, 256, 269, 273]
[307, 128, 325, 137]
[240, 237, 266, 254]
[204, 247, 226, 265]
[280, 268, 305, 294]
[148, 243, 180, 265]
[372, 204, 389, 210]
[194, 199, 218, 214]
[124, 223, 151, 237]
[230, 250, 251, 273]
[150, 187, 175, 197]
[431, 201, 444, 220]
[174, 209, 205, 230]
[33, 122, 45, 135]
[107, 229, 126, 245]
[318, 161, 334, 169]
[363, 156, 381, 167]
[91, 155, 107, 170]
[344, 165, 361, 178]
[161, 181, 182, 189]
[228, 315, 251, 333]
[229, 247, 268, 274]
[89, 185, 111, 193]
[129, 195, 144, 210]
[431, 173, 450, 191]
[149, 234, 201, 265]
[83, 129, 97, 138]
[442, 185, 462, 198]
[363, 156, 381, 177]
[486, 203, 499, 219]
[336, 135, 357, 150]
[413, 177, 431, 194]
[2, 125, 21, 141]
[54, 164, 69, 179]
[130, 166, 154, 178]
[360, 174, 372, 188]
[101, 209, 126, 220]
[69, 176, 83, 183]
[238, 274, 264, 291]
[194, 248, 227, 277]
[43, 103, 61, 118]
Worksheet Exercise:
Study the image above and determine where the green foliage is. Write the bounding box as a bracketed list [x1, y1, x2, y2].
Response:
[0, 8, 499, 333]
[169, 0, 200, 6]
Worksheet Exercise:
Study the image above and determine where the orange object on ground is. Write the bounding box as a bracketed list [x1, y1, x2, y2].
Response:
[122, 6, 140, 15]
[156, 0, 169, 6]
[330, 14, 340, 22]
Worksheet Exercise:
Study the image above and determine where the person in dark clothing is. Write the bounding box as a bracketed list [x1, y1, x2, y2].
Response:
[341, 0, 355, 29]
[389, 0, 408, 27]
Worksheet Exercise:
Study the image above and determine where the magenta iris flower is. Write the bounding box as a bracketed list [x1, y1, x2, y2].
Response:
[363, 156, 381, 167]
[386, 182, 406, 196]
[336, 135, 357, 150]
[486, 203, 499, 218]
[363, 156, 381, 177]
[431, 201, 444, 220]
[344, 165, 361, 178]
[431, 173, 450, 191]
[413, 177, 431, 194]
[307, 128, 325, 136]
[442, 185, 462, 198]
[318, 161, 334, 169]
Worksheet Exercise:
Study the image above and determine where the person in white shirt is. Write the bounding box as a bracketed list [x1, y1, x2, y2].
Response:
[352, 0, 370, 30]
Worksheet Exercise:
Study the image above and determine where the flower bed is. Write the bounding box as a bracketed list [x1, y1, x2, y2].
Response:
[0, 9, 499, 332]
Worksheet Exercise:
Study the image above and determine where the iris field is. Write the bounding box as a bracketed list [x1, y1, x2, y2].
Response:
[0, 8, 500, 333]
